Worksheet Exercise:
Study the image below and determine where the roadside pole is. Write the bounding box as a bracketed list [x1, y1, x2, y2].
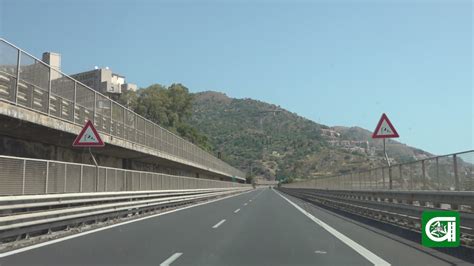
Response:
[73, 120, 105, 192]
[372, 113, 399, 190]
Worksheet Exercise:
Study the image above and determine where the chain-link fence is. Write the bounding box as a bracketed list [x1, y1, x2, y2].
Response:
[0, 39, 245, 180]
[0, 155, 248, 196]
[284, 150, 474, 191]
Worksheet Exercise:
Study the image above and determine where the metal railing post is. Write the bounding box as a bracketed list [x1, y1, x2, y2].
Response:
[109, 101, 112, 134]
[93, 92, 97, 124]
[388, 167, 391, 190]
[123, 172, 126, 191]
[436, 157, 440, 191]
[14, 50, 21, 104]
[134, 116, 138, 143]
[64, 164, 67, 193]
[373, 170, 377, 189]
[47, 66, 52, 115]
[22, 159, 26, 195]
[124, 172, 127, 191]
[421, 160, 426, 189]
[358, 172, 362, 189]
[453, 154, 459, 191]
[152, 123, 155, 149]
[123, 108, 126, 139]
[382, 168, 385, 189]
[104, 168, 107, 192]
[95, 166, 99, 192]
[399, 164, 403, 189]
[139, 173, 142, 190]
[389, 167, 393, 190]
[45, 161, 49, 194]
[80, 165, 83, 192]
[73, 82, 77, 123]
[351, 172, 354, 189]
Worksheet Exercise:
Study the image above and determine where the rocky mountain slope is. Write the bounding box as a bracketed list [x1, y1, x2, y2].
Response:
[187, 91, 432, 181]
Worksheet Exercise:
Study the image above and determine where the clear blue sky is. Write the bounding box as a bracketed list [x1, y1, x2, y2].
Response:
[1, 0, 472, 155]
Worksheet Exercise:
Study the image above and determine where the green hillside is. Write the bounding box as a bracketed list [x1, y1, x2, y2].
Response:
[187, 91, 432, 181]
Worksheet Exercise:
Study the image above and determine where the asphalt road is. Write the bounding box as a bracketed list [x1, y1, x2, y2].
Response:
[0, 188, 469, 266]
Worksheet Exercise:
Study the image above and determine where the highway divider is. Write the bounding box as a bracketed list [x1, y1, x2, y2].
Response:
[0, 187, 251, 245]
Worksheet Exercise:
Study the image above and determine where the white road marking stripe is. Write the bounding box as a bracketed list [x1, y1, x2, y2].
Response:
[252, 189, 265, 200]
[234, 208, 240, 213]
[0, 190, 254, 258]
[249, 199, 252, 202]
[212, 219, 226, 229]
[244, 203, 248, 206]
[160, 252, 183, 266]
[274, 190, 391, 266]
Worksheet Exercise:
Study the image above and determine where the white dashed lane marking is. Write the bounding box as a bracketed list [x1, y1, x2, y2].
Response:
[212, 219, 226, 229]
[160, 252, 183, 266]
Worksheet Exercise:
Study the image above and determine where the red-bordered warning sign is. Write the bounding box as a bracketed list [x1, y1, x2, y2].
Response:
[73, 120, 105, 147]
[372, 113, 399, 139]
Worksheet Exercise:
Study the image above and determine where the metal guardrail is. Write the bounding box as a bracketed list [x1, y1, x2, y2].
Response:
[0, 38, 245, 180]
[279, 188, 474, 247]
[0, 187, 250, 243]
[284, 150, 474, 191]
[0, 155, 248, 196]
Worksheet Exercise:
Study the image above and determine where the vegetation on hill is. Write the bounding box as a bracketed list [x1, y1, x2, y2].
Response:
[332, 126, 433, 163]
[118, 84, 213, 151]
[187, 91, 434, 181]
[119, 87, 434, 182]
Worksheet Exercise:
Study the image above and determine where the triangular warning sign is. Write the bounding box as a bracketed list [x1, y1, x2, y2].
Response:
[372, 113, 399, 139]
[73, 120, 105, 147]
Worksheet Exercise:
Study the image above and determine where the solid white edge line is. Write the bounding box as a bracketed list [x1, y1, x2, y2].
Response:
[212, 219, 226, 229]
[0, 189, 256, 258]
[234, 208, 240, 213]
[274, 190, 391, 266]
[160, 252, 183, 266]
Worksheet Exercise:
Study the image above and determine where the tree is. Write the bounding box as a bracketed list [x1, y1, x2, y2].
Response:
[118, 89, 138, 109]
[246, 174, 255, 185]
[136, 84, 170, 126]
[118, 83, 212, 152]
[167, 83, 193, 125]
[177, 123, 213, 152]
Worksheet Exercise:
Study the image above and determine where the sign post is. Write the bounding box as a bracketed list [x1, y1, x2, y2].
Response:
[73, 120, 105, 191]
[372, 113, 399, 189]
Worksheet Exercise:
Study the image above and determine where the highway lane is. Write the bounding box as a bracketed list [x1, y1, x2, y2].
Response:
[0, 188, 465, 265]
[178, 188, 374, 266]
